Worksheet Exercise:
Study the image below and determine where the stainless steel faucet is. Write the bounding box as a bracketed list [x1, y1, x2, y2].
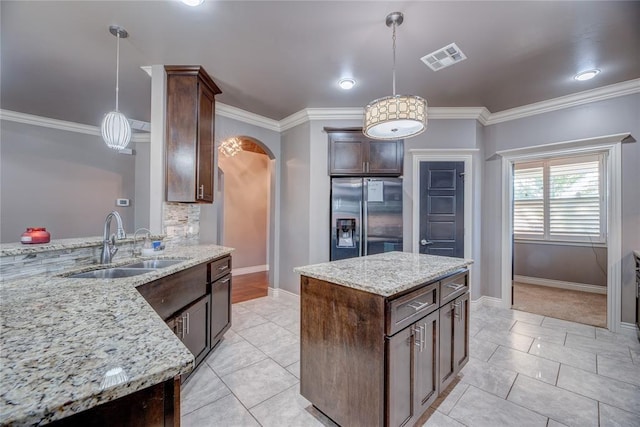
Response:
[101, 211, 126, 264]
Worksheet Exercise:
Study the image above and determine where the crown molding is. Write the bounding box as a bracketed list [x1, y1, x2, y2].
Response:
[0, 109, 150, 143]
[280, 108, 364, 132]
[3, 79, 637, 140]
[216, 102, 280, 132]
[485, 78, 640, 126]
[428, 107, 490, 123]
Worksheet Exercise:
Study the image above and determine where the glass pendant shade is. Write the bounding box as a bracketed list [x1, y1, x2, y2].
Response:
[364, 94, 427, 140]
[101, 111, 132, 150]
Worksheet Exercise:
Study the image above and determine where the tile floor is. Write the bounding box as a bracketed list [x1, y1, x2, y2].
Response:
[181, 296, 640, 427]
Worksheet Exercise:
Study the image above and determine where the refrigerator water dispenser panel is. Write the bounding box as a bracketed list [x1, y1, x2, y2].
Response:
[336, 219, 356, 248]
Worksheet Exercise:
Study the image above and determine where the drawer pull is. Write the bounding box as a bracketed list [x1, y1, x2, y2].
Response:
[407, 301, 434, 311]
[445, 283, 466, 292]
[218, 264, 229, 271]
[219, 278, 230, 284]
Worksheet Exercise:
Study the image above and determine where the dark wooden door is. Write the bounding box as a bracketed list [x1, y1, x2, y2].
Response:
[211, 274, 231, 345]
[182, 295, 210, 365]
[438, 300, 455, 391]
[329, 133, 365, 175]
[197, 82, 215, 202]
[386, 326, 414, 427]
[453, 293, 470, 372]
[415, 311, 439, 414]
[419, 161, 464, 257]
[367, 140, 403, 175]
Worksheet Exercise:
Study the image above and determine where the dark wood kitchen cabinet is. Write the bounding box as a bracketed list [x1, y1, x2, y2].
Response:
[439, 292, 470, 391]
[209, 253, 232, 346]
[300, 268, 468, 427]
[168, 295, 211, 366]
[165, 65, 221, 203]
[386, 310, 439, 427]
[327, 128, 403, 176]
[137, 254, 232, 380]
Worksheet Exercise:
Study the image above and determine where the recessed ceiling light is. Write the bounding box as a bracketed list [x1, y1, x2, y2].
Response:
[574, 69, 600, 81]
[181, 0, 204, 6]
[338, 78, 355, 90]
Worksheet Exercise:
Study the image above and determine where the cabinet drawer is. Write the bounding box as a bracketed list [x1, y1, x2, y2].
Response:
[386, 282, 439, 336]
[137, 263, 207, 320]
[209, 256, 231, 282]
[440, 270, 468, 306]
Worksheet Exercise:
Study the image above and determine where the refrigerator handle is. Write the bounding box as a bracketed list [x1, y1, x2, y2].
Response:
[361, 179, 369, 256]
[358, 200, 363, 257]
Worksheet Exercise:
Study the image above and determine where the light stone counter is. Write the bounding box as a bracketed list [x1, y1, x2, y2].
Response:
[294, 251, 473, 297]
[0, 243, 233, 426]
[0, 235, 162, 257]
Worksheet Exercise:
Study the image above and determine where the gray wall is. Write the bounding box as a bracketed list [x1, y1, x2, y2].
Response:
[279, 122, 311, 294]
[482, 93, 640, 323]
[0, 120, 136, 242]
[514, 242, 607, 286]
[204, 115, 281, 286]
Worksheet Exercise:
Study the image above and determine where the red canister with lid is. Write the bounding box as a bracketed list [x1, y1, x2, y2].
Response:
[21, 227, 51, 244]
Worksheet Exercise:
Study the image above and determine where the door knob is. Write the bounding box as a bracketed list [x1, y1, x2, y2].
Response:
[420, 239, 433, 246]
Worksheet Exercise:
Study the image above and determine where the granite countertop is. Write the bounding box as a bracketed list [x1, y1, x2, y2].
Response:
[634, 250, 640, 259]
[294, 251, 474, 297]
[0, 235, 165, 257]
[0, 243, 233, 426]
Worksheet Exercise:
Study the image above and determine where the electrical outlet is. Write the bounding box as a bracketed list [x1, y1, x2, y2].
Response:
[116, 198, 130, 207]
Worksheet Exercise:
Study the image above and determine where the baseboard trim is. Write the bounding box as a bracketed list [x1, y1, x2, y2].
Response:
[232, 264, 269, 276]
[619, 322, 639, 337]
[471, 296, 503, 308]
[267, 287, 300, 304]
[514, 275, 607, 295]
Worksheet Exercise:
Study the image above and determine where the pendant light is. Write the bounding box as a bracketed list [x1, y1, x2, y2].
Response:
[101, 25, 132, 150]
[363, 12, 427, 140]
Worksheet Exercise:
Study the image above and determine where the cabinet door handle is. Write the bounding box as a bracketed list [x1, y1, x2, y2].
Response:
[453, 302, 461, 321]
[413, 325, 424, 351]
[362, 162, 366, 173]
[198, 184, 204, 199]
[408, 301, 434, 312]
[445, 283, 466, 292]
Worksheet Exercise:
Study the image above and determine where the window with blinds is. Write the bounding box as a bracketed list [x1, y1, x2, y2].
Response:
[513, 154, 605, 243]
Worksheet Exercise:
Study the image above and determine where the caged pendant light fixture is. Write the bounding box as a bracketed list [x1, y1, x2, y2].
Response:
[363, 12, 427, 140]
[101, 25, 132, 150]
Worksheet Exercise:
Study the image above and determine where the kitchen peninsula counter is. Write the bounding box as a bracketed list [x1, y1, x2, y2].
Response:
[0, 243, 233, 426]
[295, 251, 473, 427]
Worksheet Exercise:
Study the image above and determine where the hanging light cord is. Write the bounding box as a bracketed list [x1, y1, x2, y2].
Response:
[115, 32, 120, 112]
[392, 20, 397, 96]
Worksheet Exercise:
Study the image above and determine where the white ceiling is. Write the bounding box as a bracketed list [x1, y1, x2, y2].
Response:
[1, 1, 639, 127]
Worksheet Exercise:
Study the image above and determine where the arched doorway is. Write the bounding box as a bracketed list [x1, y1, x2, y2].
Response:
[218, 136, 275, 303]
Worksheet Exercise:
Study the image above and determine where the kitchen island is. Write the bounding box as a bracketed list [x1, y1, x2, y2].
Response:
[0, 243, 233, 426]
[294, 251, 473, 427]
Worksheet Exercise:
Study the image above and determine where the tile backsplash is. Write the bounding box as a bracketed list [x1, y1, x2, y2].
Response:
[163, 203, 200, 246]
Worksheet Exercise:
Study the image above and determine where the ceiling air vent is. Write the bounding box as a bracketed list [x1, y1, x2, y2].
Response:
[420, 42, 467, 71]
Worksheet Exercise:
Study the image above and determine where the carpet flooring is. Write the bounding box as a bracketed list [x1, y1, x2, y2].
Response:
[512, 282, 607, 328]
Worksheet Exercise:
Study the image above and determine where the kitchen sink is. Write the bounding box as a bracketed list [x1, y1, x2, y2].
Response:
[120, 259, 185, 269]
[68, 268, 156, 279]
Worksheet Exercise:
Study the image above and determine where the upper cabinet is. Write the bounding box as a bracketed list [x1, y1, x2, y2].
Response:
[165, 66, 221, 203]
[327, 129, 404, 177]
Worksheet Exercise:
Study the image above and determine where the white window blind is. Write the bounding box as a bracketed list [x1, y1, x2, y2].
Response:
[513, 154, 605, 243]
[513, 165, 543, 236]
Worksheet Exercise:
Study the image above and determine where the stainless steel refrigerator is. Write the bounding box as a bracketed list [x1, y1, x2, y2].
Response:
[330, 177, 403, 261]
